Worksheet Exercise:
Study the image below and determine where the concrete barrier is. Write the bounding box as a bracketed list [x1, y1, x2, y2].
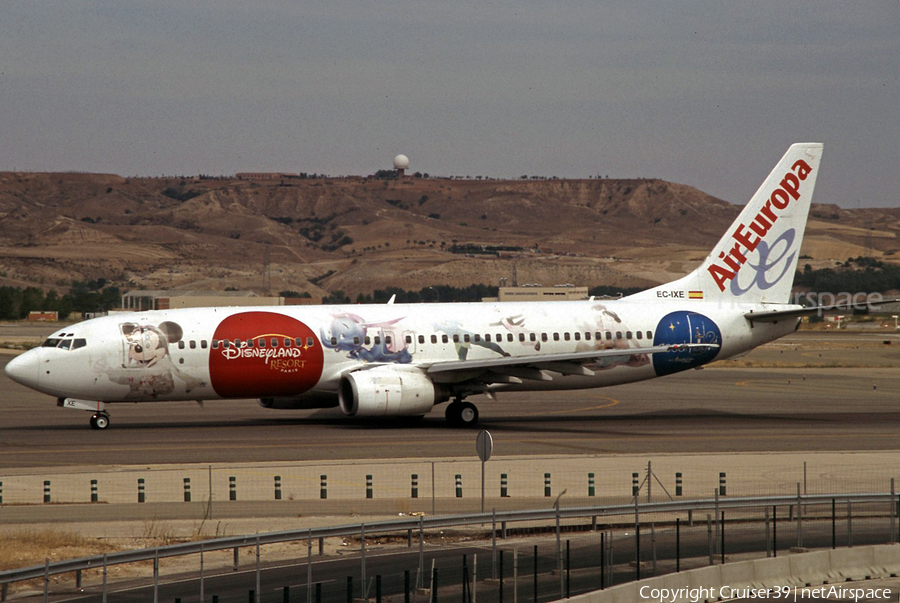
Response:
[564, 544, 900, 603]
[788, 549, 829, 586]
[749, 555, 792, 590]
[827, 547, 876, 582]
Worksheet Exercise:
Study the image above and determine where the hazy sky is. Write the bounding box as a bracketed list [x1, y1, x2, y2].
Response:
[2, 1, 898, 207]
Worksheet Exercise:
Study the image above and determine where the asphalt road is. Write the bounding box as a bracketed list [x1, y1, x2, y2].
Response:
[2, 331, 900, 468]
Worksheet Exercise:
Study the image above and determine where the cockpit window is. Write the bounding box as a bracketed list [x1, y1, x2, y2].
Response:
[41, 336, 87, 350]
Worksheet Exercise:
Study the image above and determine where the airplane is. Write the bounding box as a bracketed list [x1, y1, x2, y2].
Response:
[6, 143, 825, 430]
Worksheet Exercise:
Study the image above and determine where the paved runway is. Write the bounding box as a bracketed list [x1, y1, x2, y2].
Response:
[2, 330, 899, 468]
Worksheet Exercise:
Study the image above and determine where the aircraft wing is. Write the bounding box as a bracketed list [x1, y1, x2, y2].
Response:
[424, 343, 718, 382]
[744, 298, 900, 323]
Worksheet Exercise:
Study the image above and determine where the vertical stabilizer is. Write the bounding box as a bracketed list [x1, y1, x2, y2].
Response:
[627, 143, 823, 305]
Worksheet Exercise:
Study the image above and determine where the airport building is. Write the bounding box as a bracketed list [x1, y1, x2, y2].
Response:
[120, 290, 319, 311]
[483, 285, 590, 302]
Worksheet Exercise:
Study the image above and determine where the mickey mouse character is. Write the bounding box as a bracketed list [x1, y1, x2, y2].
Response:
[122, 321, 184, 368]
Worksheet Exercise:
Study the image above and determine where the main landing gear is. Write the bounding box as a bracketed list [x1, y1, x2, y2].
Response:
[89, 412, 110, 430]
[445, 399, 479, 427]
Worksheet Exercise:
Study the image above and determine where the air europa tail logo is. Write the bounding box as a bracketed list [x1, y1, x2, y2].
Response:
[707, 159, 814, 292]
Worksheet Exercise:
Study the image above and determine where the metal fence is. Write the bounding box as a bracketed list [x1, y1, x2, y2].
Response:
[4, 491, 900, 602]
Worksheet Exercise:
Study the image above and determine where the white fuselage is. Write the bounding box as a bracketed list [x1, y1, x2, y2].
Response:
[10, 298, 797, 405]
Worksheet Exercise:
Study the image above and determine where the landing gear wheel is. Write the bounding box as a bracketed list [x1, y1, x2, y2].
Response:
[458, 402, 479, 427]
[445, 401, 479, 427]
[445, 402, 462, 426]
[90, 413, 110, 430]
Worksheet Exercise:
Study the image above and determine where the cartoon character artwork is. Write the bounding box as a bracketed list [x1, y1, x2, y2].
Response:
[122, 322, 183, 368]
[321, 313, 413, 364]
[93, 321, 206, 399]
[579, 304, 650, 370]
[492, 314, 540, 351]
[437, 319, 511, 361]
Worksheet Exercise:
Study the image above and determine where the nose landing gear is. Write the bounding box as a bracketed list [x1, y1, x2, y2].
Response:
[89, 413, 111, 430]
[58, 398, 112, 430]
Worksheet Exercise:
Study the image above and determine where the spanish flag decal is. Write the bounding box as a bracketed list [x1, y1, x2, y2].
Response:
[689, 291, 704, 300]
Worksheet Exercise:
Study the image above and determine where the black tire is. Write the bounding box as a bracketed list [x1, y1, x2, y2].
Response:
[458, 402, 479, 427]
[445, 402, 462, 426]
[94, 414, 110, 430]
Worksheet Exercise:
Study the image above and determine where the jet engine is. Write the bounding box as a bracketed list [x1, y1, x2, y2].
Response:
[339, 366, 448, 417]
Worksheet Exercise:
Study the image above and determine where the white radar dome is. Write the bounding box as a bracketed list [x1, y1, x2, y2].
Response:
[393, 154, 410, 170]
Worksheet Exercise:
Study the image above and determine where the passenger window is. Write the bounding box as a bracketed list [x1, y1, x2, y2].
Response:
[606, 332, 612, 341]
[212, 340, 219, 349]
[541, 333, 548, 342]
[530, 333, 537, 342]
[257, 339, 264, 348]
[574, 332, 581, 341]
[385, 336, 392, 345]
[647, 331, 653, 340]
[223, 340, 231, 349]
[418, 335, 425, 344]
[307, 337, 315, 347]
[553, 333, 560, 341]
[473, 334, 480, 343]
[353, 337, 360, 345]
[485, 334, 491, 343]
[201, 340, 208, 349]
[626, 331, 632, 339]
[452, 334, 459, 343]
[431, 335, 438, 344]
[519, 333, 526, 342]
[507, 334, 513, 342]
[374, 336, 381, 345]
[616, 332, 622, 339]
[271, 338, 278, 347]
[190, 340, 197, 349]
[365, 336, 371, 345]
[246, 339, 254, 348]
[636, 331, 642, 340]
[595, 332, 602, 340]
[405, 335, 412, 344]
[178, 341, 186, 350]
[564, 333, 571, 341]
[443, 334, 449, 344]
[330, 337, 337, 346]
[464, 334, 470, 343]
[284, 338, 291, 347]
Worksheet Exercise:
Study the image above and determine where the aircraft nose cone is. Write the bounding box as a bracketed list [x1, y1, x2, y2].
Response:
[5, 349, 41, 390]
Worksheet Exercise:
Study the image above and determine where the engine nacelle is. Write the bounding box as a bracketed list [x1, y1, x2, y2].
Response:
[258, 392, 338, 410]
[339, 367, 446, 417]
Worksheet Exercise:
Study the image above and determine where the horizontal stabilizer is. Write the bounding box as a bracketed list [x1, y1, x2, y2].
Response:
[745, 298, 900, 323]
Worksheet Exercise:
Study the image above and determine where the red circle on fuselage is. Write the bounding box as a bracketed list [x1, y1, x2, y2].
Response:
[209, 312, 324, 398]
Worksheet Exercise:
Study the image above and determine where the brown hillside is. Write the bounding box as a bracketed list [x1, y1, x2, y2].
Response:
[0, 172, 896, 298]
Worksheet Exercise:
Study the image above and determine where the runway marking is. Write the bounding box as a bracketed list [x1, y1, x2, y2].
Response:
[516, 396, 620, 416]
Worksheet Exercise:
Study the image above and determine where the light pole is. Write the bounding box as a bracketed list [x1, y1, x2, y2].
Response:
[893, 315, 898, 330]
